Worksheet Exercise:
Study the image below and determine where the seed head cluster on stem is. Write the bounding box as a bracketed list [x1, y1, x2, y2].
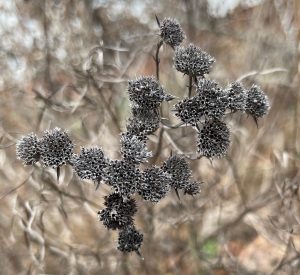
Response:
[16, 16, 270, 256]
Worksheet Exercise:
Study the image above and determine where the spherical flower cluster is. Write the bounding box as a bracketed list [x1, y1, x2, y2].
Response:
[127, 107, 160, 136]
[159, 17, 185, 48]
[137, 167, 171, 203]
[174, 79, 227, 125]
[174, 44, 215, 76]
[197, 119, 230, 159]
[128, 76, 173, 109]
[16, 133, 40, 165]
[98, 193, 137, 230]
[73, 147, 107, 183]
[162, 155, 191, 190]
[118, 225, 143, 253]
[174, 97, 202, 126]
[39, 128, 74, 168]
[183, 181, 201, 196]
[245, 85, 270, 119]
[225, 82, 247, 112]
[120, 132, 152, 164]
[104, 160, 141, 198]
[196, 79, 228, 119]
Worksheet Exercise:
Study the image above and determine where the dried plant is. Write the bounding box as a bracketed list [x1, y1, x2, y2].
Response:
[16, 15, 270, 258]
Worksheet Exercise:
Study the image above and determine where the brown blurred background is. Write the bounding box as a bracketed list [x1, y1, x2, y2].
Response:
[1, 0, 300, 274]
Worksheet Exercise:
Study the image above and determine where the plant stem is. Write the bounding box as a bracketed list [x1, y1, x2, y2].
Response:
[155, 40, 163, 80]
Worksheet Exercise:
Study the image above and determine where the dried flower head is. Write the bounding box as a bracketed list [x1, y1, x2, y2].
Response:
[197, 119, 230, 159]
[73, 147, 107, 183]
[118, 225, 143, 253]
[245, 85, 270, 119]
[174, 44, 215, 76]
[98, 193, 137, 230]
[104, 160, 141, 198]
[16, 133, 40, 165]
[128, 76, 173, 109]
[183, 181, 201, 196]
[162, 155, 191, 189]
[159, 17, 185, 48]
[39, 128, 74, 168]
[174, 96, 202, 125]
[138, 167, 171, 203]
[196, 79, 227, 120]
[127, 107, 160, 136]
[225, 82, 247, 112]
[120, 132, 152, 164]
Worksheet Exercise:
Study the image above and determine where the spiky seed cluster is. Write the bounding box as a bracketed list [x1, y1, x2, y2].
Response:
[225, 82, 247, 112]
[198, 120, 230, 159]
[246, 85, 270, 119]
[127, 107, 160, 136]
[159, 17, 185, 48]
[183, 181, 201, 196]
[118, 225, 143, 253]
[16, 133, 40, 165]
[98, 193, 137, 230]
[73, 147, 107, 182]
[120, 132, 152, 164]
[128, 76, 173, 109]
[174, 79, 227, 125]
[39, 128, 74, 168]
[162, 155, 191, 190]
[174, 44, 215, 76]
[174, 97, 202, 125]
[138, 167, 171, 203]
[104, 160, 141, 198]
[196, 79, 227, 120]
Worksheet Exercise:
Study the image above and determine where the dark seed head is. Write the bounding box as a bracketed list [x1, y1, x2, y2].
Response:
[245, 84, 270, 119]
[16, 133, 40, 165]
[39, 128, 74, 168]
[174, 44, 215, 76]
[118, 225, 143, 253]
[159, 17, 185, 48]
[197, 119, 230, 159]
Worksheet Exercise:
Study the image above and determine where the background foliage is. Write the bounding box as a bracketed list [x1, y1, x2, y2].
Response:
[1, 0, 300, 274]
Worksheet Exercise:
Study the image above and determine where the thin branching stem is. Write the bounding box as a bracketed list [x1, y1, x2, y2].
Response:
[155, 40, 163, 80]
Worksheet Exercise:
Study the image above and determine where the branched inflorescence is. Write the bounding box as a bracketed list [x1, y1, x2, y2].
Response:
[16, 16, 270, 256]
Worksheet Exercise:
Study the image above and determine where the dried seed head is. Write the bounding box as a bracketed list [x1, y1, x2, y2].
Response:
[183, 181, 201, 196]
[127, 107, 160, 136]
[196, 79, 227, 120]
[103, 160, 141, 198]
[245, 85, 270, 119]
[16, 133, 40, 165]
[39, 128, 74, 168]
[174, 44, 215, 76]
[174, 96, 202, 126]
[225, 82, 247, 112]
[138, 167, 171, 203]
[98, 193, 137, 230]
[120, 132, 152, 164]
[73, 147, 107, 183]
[118, 225, 143, 253]
[128, 76, 173, 109]
[197, 119, 230, 159]
[162, 155, 191, 189]
[159, 17, 185, 48]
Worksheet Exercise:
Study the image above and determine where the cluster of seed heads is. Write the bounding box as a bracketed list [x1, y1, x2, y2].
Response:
[16, 16, 270, 256]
